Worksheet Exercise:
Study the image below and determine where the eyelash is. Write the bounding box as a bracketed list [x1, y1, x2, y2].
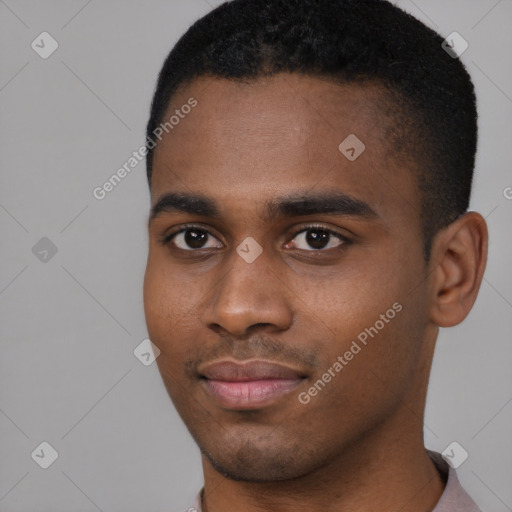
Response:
[158, 224, 351, 252]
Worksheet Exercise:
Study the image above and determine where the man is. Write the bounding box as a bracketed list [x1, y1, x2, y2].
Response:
[143, 0, 488, 510]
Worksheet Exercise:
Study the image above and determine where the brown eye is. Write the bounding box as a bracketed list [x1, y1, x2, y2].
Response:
[287, 227, 347, 251]
[164, 227, 223, 251]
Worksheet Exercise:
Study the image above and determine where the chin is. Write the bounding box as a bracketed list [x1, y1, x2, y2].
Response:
[203, 451, 303, 482]
[198, 435, 322, 482]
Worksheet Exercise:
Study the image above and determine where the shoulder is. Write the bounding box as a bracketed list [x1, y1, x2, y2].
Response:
[427, 450, 482, 512]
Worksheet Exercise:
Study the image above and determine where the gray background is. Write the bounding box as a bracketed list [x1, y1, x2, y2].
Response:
[0, 0, 511, 511]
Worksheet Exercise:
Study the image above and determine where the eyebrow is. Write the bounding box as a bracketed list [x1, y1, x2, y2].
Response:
[148, 191, 378, 226]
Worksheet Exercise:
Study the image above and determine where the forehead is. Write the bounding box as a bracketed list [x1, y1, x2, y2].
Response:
[150, 74, 419, 225]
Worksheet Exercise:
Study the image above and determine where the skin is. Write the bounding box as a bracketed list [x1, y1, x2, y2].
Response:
[143, 73, 488, 512]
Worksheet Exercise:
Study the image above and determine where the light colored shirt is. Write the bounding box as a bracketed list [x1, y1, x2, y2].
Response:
[181, 450, 482, 512]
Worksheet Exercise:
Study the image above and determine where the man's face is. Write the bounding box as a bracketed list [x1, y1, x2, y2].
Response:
[144, 74, 434, 481]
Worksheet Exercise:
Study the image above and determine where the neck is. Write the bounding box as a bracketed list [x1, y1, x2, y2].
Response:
[201, 409, 445, 512]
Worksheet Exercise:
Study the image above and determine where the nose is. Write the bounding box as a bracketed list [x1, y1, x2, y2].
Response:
[201, 246, 294, 337]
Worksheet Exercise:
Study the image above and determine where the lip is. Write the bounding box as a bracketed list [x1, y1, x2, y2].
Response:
[199, 360, 306, 410]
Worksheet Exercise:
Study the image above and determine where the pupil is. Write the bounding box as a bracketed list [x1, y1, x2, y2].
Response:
[306, 230, 329, 249]
[185, 229, 207, 248]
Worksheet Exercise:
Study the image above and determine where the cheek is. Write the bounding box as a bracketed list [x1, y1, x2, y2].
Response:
[143, 268, 193, 408]
[294, 304, 424, 446]
[294, 250, 425, 393]
[143, 252, 211, 373]
[143, 254, 186, 353]
[290, 254, 404, 337]
[143, 254, 167, 338]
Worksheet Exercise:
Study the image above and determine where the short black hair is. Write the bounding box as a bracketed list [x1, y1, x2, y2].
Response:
[145, 0, 477, 259]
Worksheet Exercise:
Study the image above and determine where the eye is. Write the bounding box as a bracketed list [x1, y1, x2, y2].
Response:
[286, 225, 349, 251]
[161, 226, 222, 251]
[160, 224, 350, 253]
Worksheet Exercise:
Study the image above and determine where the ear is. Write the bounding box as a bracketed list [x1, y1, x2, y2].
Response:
[428, 212, 488, 327]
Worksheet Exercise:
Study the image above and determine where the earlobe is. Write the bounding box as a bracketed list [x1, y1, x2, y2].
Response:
[429, 212, 488, 327]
